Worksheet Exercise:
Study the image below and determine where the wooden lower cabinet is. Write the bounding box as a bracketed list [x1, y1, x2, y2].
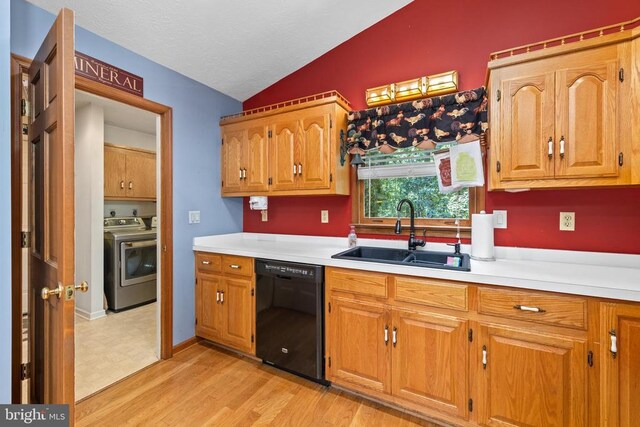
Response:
[194, 252, 255, 355]
[600, 303, 640, 426]
[476, 324, 587, 426]
[326, 297, 390, 394]
[391, 309, 469, 419]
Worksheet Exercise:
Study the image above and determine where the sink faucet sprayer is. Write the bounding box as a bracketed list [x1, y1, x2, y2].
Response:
[395, 199, 426, 251]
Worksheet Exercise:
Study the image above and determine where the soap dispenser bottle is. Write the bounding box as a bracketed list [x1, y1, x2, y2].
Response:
[348, 225, 358, 248]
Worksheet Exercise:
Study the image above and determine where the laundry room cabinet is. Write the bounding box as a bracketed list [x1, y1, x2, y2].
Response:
[194, 252, 255, 355]
[104, 143, 156, 200]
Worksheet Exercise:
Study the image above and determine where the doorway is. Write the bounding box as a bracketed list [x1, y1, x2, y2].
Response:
[74, 90, 161, 400]
[10, 46, 174, 407]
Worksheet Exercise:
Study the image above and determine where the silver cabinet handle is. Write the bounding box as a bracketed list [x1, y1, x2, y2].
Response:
[128, 181, 133, 189]
[220, 291, 224, 303]
[202, 260, 211, 265]
[229, 264, 240, 269]
[297, 163, 302, 175]
[120, 180, 125, 189]
[242, 168, 246, 179]
[293, 164, 297, 176]
[610, 329, 617, 359]
[560, 136, 565, 158]
[239, 168, 243, 179]
[482, 345, 488, 369]
[548, 137, 553, 158]
[384, 325, 389, 345]
[513, 304, 546, 313]
[216, 291, 220, 303]
[392, 327, 397, 347]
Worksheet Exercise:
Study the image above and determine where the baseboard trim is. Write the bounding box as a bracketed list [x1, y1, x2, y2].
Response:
[75, 307, 106, 321]
[172, 336, 200, 354]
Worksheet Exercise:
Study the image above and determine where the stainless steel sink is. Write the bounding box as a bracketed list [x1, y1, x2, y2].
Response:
[331, 246, 471, 272]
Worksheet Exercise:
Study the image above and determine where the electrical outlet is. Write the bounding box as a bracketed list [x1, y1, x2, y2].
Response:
[559, 212, 575, 231]
[321, 210, 329, 223]
[261, 210, 268, 222]
[188, 210, 200, 224]
[493, 210, 507, 229]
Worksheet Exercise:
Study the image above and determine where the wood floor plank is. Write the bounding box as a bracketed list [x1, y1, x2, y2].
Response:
[76, 344, 444, 427]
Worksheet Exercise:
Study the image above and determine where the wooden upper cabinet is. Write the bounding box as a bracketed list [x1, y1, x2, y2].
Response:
[500, 72, 555, 181]
[555, 53, 619, 179]
[126, 150, 156, 199]
[488, 32, 635, 189]
[298, 112, 331, 190]
[104, 146, 127, 197]
[221, 128, 245, 194]
[600, 303, 640, 426]
[245, 125, 269, 192]
[219, 94, 350, 196]
[326, 297, 390, 394]
[270, 118, 298, 191]
[391, 309, 468, 419]
[104, 144, 156, 200]
[477, 324, 587, 426]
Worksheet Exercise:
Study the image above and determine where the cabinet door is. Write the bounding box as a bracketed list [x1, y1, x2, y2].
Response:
[391, 309, 469, 419]
[245, 124, 269, 192]
[555, 51, 620, 178]
[104, 146, 127, 198]
[221, 277, 254, 354]
[195, 273, 223, 341]
[270, 119, 298, 191]
[298, 113, 330, 189]
[477, 325, 587, 426]
[221, 129, 244, 193]
[500, 71, 555, 181]
[326, 297, 390, 394]
[600, 303, 640, 427]
[126, 150, 156, 199]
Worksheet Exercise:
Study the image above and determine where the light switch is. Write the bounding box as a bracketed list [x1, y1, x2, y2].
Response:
[321, 210, 329, 223]
[188, 210, 200, 224]
[493, 210, 507, 229]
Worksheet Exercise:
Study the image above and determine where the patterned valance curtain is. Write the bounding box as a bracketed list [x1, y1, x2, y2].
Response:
[346, 87, 488, 154]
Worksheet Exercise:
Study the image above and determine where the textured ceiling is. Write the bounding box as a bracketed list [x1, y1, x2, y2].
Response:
[27, 0, 412, 101]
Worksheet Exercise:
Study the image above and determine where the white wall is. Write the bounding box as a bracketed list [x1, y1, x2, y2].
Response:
[104, 124, 156, 152]
[75, 103, 106, 320]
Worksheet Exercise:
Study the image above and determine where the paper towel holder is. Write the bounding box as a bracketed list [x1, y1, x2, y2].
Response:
[249, 196, 268, 211]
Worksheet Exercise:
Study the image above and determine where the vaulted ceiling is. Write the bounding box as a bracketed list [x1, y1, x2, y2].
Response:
[26, 0, 412, 101]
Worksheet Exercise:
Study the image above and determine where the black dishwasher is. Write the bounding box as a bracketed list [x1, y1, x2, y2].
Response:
[255, 259, 326, 384]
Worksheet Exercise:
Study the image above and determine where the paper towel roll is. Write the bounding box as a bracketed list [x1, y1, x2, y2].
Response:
[471, 211, 495, 261]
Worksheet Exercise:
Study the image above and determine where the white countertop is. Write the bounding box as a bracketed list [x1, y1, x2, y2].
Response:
[193, 233, 640, 302]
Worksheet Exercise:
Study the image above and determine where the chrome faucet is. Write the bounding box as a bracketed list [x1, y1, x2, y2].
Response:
[395, 199, 426, 251]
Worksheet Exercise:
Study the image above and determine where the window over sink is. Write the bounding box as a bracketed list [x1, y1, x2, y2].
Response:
[353, 148, 483, 238]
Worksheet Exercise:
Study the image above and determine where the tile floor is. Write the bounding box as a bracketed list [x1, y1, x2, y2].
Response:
[75, 302, 159, 400]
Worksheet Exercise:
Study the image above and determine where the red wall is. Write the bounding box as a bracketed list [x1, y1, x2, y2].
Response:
[243, 0, 640, 254]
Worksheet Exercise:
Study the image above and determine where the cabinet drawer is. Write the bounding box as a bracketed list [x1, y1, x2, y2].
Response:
[394, 277, 468, 311]
[222, 255, 253, 277]
[478, 287, 587, 329]
[195, 252, 221, 274]
[326, 268, 388, 299]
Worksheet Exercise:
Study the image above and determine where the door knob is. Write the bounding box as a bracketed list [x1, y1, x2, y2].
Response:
[75, 281, 89, 293]
[41, 283, 64, 300]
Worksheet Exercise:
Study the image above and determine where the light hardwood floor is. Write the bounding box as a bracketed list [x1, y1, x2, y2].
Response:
[76, 342, 443, 426]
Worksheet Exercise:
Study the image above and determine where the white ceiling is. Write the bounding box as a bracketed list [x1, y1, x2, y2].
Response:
[27, 0, 412, 101]
[76, 90, 157, 134]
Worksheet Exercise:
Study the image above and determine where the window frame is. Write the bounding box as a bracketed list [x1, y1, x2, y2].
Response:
[350, 170, 485, 240]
